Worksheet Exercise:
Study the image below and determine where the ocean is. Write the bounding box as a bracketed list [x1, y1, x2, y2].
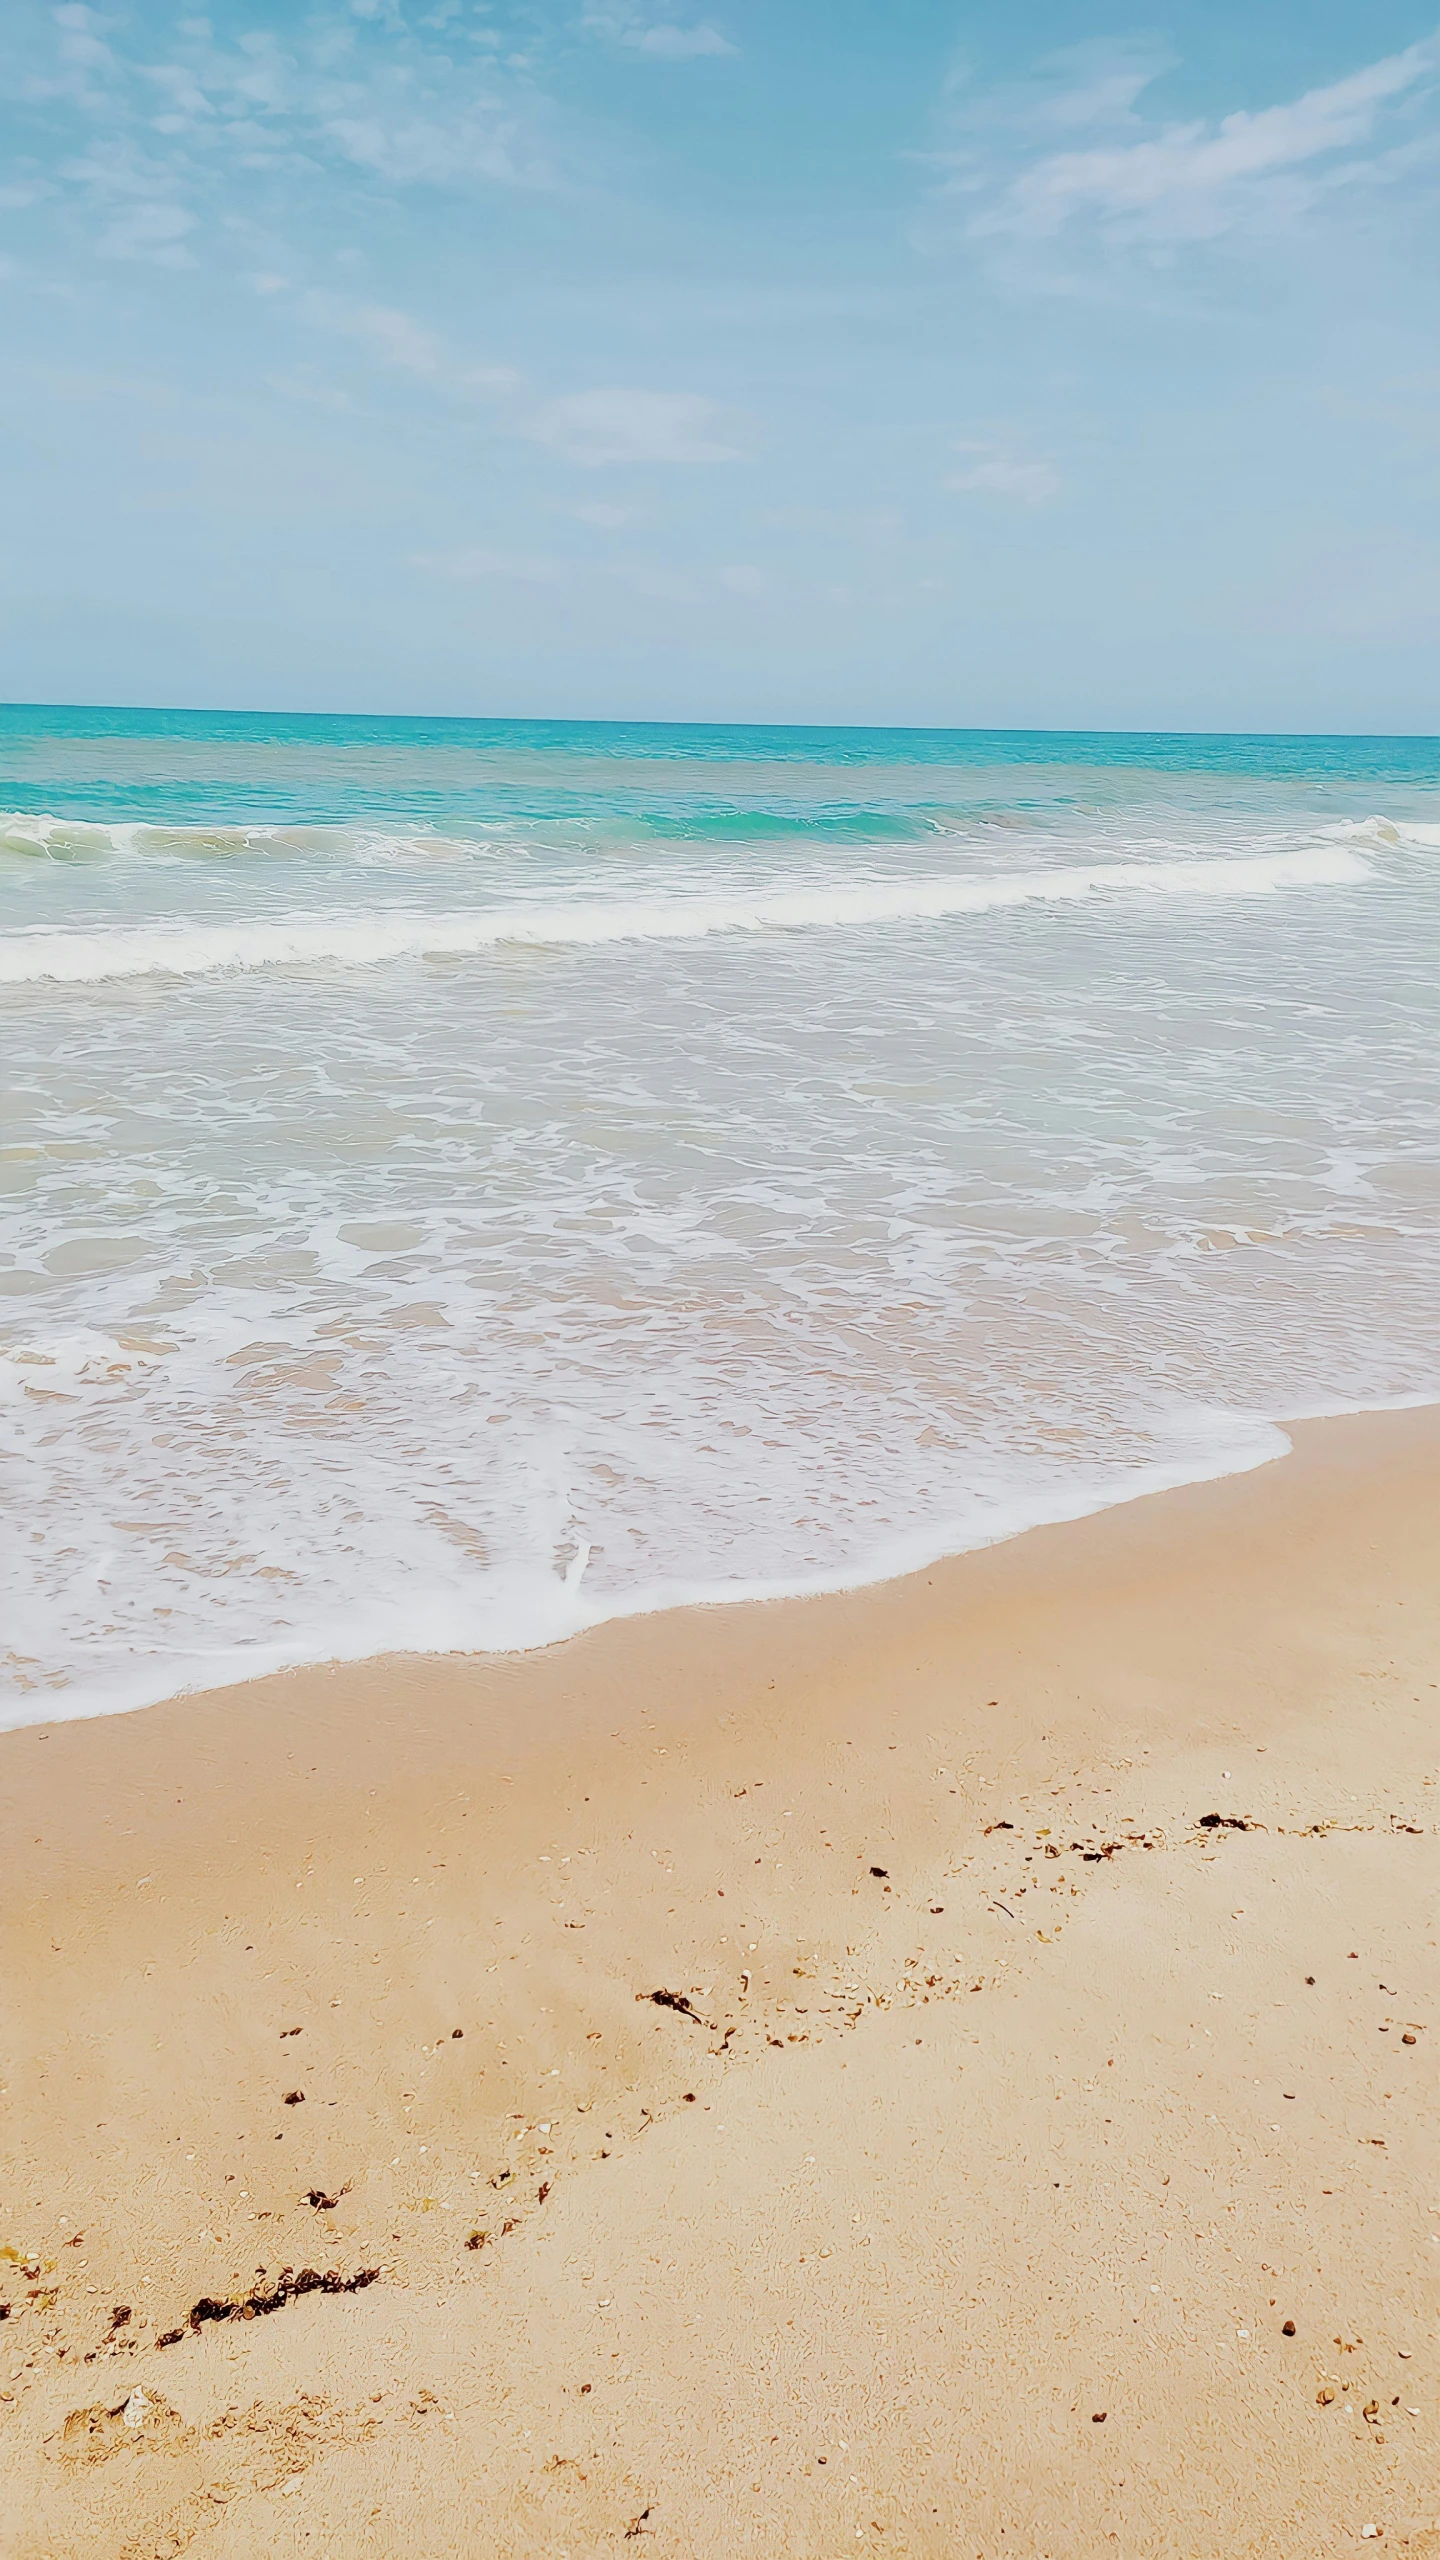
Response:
[3, 706, 1438, 1726]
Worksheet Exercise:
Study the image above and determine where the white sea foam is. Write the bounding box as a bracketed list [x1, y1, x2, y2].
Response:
[0, 843, 1372, 985]
[0, 811, 287, 863]
[4, 730, 1437, 1731]
[1323, 814, 1440, 849]
[0, 1381, 1296, 1728]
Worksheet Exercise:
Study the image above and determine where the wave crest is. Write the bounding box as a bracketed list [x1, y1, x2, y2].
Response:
[0, 845, 1372, 986]
[1322, 813, 1440, 850]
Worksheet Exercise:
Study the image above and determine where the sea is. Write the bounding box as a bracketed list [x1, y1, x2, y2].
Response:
[3, 706, 1438, 1728]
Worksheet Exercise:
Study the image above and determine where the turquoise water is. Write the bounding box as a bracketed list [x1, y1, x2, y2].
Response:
[4, 705, 1436, 833]
[3, 707, 1439, 1723]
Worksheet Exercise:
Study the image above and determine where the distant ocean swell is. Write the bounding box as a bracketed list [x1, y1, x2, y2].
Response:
[0, 844, 1373, 984]
[4, 805, 1438, 866]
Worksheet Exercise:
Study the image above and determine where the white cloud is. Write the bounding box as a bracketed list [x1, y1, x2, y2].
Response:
[529, 387, 743, 466]
[37, 3, 120, 106]
[305, 294, 443, 376]
[317, 102, 533, 191]
[945, 445, 1059, 506]
[53, 133, 201, 266]
[922, 34, 1173, 234]
[583, 7, 736, 60]
[945, 33, 1440, 251]
[1024, 42, 1173, 138]
[141, 60, 219, 130]
[456, 362, 526, 400]
[718, 563, 766, 593]
[630, 24, 735, 59]
[12, 2, 561, 269]
[100, 199, 199, 264]
[291, 295, 523, 411]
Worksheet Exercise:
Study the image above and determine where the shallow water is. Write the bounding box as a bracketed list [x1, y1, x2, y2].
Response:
[3, 708, 1438, 1723]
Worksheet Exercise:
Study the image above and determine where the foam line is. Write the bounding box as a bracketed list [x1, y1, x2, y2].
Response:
[0, 845, 1372, 985]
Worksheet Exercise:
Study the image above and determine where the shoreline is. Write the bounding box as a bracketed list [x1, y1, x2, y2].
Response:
[12, 1388, 1440, 1739]
[3, 1405, 1438, 2555]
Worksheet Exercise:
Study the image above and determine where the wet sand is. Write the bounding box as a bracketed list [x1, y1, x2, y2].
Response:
[2, 1406, 1438, 2558]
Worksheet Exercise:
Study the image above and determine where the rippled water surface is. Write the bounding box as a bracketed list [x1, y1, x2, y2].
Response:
[4, 708, 1438, 1722]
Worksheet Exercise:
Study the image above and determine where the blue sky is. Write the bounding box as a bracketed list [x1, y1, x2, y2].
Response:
[2, 1, 1438, 727]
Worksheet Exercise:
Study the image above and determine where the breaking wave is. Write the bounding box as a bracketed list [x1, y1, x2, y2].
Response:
[0, 843, 1371, 985]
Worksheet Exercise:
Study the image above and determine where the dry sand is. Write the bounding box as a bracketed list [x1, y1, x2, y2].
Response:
[2, 1406, 1438, 2558]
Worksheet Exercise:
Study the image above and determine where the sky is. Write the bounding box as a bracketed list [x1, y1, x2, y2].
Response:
[2, 0, 1438, 728]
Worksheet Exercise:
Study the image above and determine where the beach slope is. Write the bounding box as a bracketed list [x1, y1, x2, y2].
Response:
[2, 1408, 1437, 2556]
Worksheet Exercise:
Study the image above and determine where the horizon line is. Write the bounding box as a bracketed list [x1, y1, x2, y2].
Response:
[3, 700, 1438, 744]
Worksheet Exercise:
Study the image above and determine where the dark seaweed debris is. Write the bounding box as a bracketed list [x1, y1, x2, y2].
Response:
[1198, 1814, 1252, 1831]
[184, 2266, 379, 2330]
[643, 1989, 710, 2027]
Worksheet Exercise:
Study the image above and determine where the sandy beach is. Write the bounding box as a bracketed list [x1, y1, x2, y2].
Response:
[2, 1405, 1437, 2557]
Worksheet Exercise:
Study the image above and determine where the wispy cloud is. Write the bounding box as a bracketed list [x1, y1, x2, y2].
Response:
[529, 386, 743, 465]
[26, 1, 122, 109]
[254, 295, 744, 479]
[926, 30, 1440, 257]
[938, 34, 1174, 155]
[1000, 43, 1436, 244]
[582, 6, 737, 61]
[305, 293, 445, 378]
[945, 444, 1059, 507]
[53, 131, 200, 268]
[98, 197, 198, 264]
[5, 1, 562, 271]
[249, 289, 523, 431]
